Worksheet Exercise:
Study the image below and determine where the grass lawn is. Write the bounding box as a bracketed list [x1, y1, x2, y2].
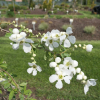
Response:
[0, 37, 100, 100]
[1, 10, 100, 19]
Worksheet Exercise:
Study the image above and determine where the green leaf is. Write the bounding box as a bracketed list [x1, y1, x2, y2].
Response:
[38, 44, 42, 48]
[5, 33, 12, 37]
[49, 57, 54, 61]
[61, 53, 64, 58]
[24, 89, 32, 97]
[9, 90, 14, 100]
[0, 63, 7, 68]
[19, 94, 24, 100]
[48, 52, 51, 56]
[20, 82, 27, 86]
[64, 53, 71, 57]
[19, 28, 24, 32]
[9, 28, 12, 33]
[44, 54, 47, 60]
[4, 83, 10, 89]
[0, 90, 2, 94]
[30, 99, 36, 100]
[0, 58, 3, 64]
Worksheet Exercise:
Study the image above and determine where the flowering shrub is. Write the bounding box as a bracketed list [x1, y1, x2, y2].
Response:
[0, 21, 97, 99]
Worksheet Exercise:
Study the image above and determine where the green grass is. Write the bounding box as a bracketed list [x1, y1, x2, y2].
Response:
[0, 10, 100, 19]
[0, 37, 100, 100]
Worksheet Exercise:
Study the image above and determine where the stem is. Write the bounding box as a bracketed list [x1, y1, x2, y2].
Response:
[0, 28, 10, 33]
[0, 68, 21, 94]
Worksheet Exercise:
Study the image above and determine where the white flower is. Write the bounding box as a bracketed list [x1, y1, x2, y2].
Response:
[83, 75, 87, 80]
[33, 54, 36, 57]
[9, 30, 34, 53]
[45, 38, 59, 51]
[84, 79, 97, 95]
[76, 74, 83, 80]
[49, 73, 72, 89]
[51, 29, 60, 40]
[71, 60, 78, 67]
[80, 71, 84, 77]
[76, 68, 81, 73]
[13, 28, 19, 34]
[55, 57, 61, 63]
[86, 44, 93, 52]
[60, 27, 76, 47]
[49, 62, 57, 67]
[27, 63, 42, 76]
[0, 78, 6, 82]
[29, 29, 32, 33]
[79, 44, 81, 47]
[41, 32, 50, 43]
[63, 57, 73, 68]
[83, 47, 86, 49]
[74, 44, 78, 48]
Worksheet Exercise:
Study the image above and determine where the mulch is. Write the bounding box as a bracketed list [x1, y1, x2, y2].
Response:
[29, 9, 82, 15]
[0, 18, 100, 41]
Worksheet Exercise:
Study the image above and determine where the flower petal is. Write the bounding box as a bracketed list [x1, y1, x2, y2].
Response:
[66, 27, 73, 34]
[60, 35, 66, 41]
[53, 42, 59, 48]
[12, 43, 19, 50]
[28, 62, 34, 66]
[49, 74, 58, 83]
[84, 85, 89, 95]
[49, 44, 54, 51]
[25, 39, 34, 43]
[23, 43, 31, 53]
[27, 68, 33, 74]
[64, 39, 71, 48]
[37, 66, 42, 72]
[49, 62, 57, 67]
[55, 80, 63, 89]
[68, 36, 76, 44]
[32, 69, 37, 76]
[63, 76, 71, 84]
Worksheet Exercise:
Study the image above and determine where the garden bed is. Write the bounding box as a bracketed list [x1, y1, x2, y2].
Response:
[0, 18, 100, 41]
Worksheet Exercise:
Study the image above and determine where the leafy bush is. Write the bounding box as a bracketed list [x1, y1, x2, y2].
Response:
[54, 5, 61, 9]
[8, 4, 20, 11]
[48, 10, 52, 14]
[44, 15, 49, 19]
[83, 25, 96, 34]
[6, 11, 15, 17]
[0, 23, 8, 29]
[54, 10, 57, 14]
[43, 0, 48, 10]
[38, 22, 49, 31]
[39, 5, 42, 9]
[61, 24, 73, 31]
[20, 6, 28, 10]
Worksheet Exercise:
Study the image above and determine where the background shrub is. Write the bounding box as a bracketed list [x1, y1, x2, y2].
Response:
[6, 11, 15, 17]
[38, 22, 49, 31]
[0, 23, 8, 29]
[61, 24, 73, 31]
[83, 25, 96, 34]
[8, 5, 20, 11]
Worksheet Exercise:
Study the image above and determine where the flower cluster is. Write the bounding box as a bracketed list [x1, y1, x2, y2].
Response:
[41, 27, 76, 51]
[49, 57, 97, 94]
[9, 28, 34, 53]
[8, 26, 97, 95]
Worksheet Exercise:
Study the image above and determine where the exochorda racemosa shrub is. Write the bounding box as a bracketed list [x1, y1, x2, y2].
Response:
[0, 20, 97, 100]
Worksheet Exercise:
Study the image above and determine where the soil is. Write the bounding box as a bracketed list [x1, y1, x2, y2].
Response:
[0, 18, 100, 41]
[28, 9, 82, 15]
